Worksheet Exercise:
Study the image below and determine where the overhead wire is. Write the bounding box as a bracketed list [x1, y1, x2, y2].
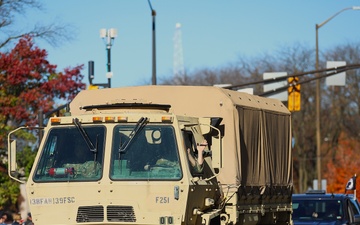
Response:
[222, 63, 360, 97]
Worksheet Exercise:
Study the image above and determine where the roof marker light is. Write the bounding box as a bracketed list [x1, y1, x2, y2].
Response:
[105, 116, 115, 122]
[92, 116, 103, 123]
[161, 116, 173, 123]
[117, 116, 128, 122]
[50, 118, 61, 124]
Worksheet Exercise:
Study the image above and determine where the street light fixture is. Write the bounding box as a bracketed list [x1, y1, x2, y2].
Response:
[315, 6, 360, 190]
[100, 28, 117, 88]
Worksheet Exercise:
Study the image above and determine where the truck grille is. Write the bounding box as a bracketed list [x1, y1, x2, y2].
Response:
[107, 205, 136, 222]
[76, 206, 104, 223]
[76, 205, 136, 223]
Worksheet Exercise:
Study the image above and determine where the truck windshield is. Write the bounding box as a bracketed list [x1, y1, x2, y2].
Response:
[110, 124, 182, 180]
[33, 126, 105, 182]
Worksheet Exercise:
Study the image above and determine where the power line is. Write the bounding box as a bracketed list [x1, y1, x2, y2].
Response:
[223, 64, 360, 97]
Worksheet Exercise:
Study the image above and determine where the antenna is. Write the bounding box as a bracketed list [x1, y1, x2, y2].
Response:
[173, 23, 184, 77]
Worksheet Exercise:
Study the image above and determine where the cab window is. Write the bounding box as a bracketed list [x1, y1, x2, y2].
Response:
[110, 124, 182, 180]
[33, 126, 105, 182]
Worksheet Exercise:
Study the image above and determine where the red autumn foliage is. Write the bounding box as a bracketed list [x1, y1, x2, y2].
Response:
[0, 36, 85, 147]
[324, 131, 360, 199]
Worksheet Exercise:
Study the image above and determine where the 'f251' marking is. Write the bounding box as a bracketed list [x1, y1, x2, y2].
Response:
[155, 196, 170, 204]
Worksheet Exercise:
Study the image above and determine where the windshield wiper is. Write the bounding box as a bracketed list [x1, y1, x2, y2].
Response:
[73, 118, 97, 153]
[119, 117, 148, 153]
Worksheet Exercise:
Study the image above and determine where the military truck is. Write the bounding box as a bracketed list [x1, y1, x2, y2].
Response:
[8, 85, 293, 225]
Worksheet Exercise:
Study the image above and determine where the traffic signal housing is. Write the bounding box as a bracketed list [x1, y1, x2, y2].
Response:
[88, 85, 99, 90]
[288, 76, 301, 111]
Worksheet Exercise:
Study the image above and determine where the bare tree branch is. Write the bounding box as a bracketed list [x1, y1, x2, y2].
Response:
[0, 0, 73, 49]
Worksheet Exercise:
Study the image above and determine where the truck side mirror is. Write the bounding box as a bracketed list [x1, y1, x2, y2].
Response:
[7, 126, 32, 184]
[10, 139, 17, 173]
[199, 122, 222, 171]
[8, 127, 43, 184]
[210, 126, 222, 171]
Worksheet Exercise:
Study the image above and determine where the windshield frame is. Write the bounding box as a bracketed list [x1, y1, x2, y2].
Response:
[33, 125, 106, 183]
[110, 123, 182, 181]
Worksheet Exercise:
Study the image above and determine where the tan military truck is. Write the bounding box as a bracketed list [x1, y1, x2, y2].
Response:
[8, 85, 293, 225]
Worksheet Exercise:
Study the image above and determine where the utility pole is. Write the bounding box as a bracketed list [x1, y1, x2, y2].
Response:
[315, 6, 360, 190]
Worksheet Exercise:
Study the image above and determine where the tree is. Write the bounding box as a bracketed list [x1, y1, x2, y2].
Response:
[322, 43, 360, 142]
[0, 36, 85, 210]
[0, 36, 85, 132]
[0, 0, 72, 49]
[160, 42, 360, 194]
[320, 42, 360, 197]
[325, 131, 360, 198]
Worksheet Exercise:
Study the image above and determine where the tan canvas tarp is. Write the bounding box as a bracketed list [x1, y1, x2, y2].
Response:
[70, 85, 292, 187]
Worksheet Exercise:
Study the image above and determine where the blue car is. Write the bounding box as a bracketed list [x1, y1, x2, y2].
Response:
[292, 190, 360, 225]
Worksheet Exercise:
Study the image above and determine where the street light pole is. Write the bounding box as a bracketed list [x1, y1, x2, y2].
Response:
[100, 28, 117, 88]
[148, 0, 157, 85]
[315, 6, 360, 190]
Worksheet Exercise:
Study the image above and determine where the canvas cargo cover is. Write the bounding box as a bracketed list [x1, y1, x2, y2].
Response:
[70, 85, 292, 187]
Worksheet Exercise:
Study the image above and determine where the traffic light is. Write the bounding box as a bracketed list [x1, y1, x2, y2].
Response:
[88, 61, 94, 85]
[288, 76, 301, 111]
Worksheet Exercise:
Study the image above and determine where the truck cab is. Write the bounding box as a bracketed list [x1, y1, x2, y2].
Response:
[9, 102, 223, 225]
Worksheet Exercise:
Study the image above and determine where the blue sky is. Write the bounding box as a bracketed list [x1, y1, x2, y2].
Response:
[16, 1, 360, 88]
